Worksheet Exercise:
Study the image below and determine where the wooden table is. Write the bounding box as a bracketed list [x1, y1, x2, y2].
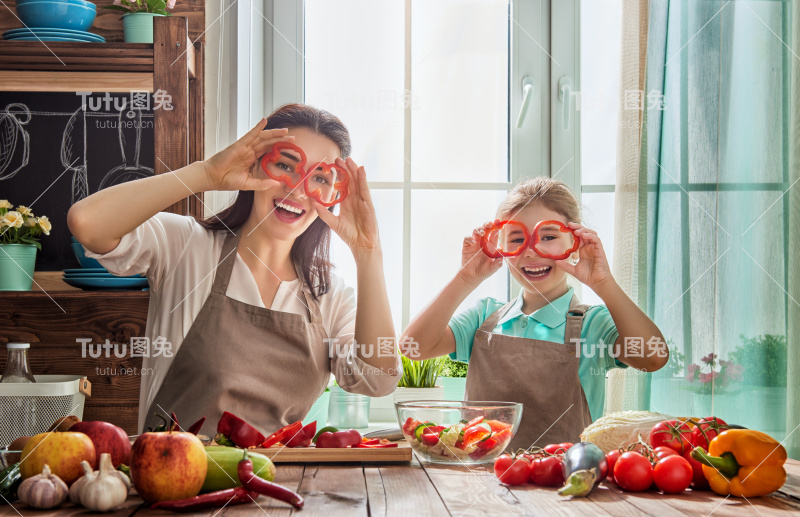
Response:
[3, 457, 799, 516]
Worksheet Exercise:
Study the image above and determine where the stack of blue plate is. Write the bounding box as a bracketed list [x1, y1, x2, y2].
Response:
[2, 27, 105, 42]
[62, 268, 148, 290]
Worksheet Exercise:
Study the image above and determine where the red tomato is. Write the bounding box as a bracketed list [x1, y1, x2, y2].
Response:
[654, 446, 679, 460]
[402, 417, 421, 436]
[543, 443, 568, 455]
[484, 420, 512, 433]
[653, 455, 693, 494]
[558, 442, 574, 451]
[650, 420, 693, 454]
[462, 425, 491, 448]
[493, 454, 530, 486]
[683, 448, 710, 490]
[613, 452, 654, 492]
[605, 450, 621, 483]
[690, 417, 729, 450]
[530, 456, 565, 487]
[420, 428, 440, 446]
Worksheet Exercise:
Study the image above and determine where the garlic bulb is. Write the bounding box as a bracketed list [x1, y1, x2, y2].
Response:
[17, 464, 68, 509]
[74, 453, 128, 512]
[69, 461, 97, 504]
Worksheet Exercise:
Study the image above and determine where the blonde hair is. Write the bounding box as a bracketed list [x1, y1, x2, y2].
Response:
[497, 177, 580, 223]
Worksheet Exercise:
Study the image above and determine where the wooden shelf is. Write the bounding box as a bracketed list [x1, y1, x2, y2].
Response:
[0, 41, 155, 72]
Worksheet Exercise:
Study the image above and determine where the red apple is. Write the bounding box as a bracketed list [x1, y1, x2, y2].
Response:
[70, 421, 132, 468]
[20, 432, 96, 485]
[130, 431, 207, 503]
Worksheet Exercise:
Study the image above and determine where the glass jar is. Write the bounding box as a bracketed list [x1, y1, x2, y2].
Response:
[327, 385, 370, 429]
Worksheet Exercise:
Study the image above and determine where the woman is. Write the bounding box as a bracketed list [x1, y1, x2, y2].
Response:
[68, 104, 401, 435]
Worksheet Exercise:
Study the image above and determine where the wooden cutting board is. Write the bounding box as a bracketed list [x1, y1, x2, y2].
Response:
[249, 441, 412, 463]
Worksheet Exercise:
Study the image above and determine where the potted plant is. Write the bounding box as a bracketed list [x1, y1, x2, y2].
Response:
[104, 0, 176, 43]
[683, 353, 743, 417]
[728, 334, 787, 433]
[393, 355, 445, 404]
[439, 356, 468, 401]
[0, 200, 51, 291]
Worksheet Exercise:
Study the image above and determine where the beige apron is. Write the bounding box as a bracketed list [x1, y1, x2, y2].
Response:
[464, 295, 592, 450]
[144, 231, 330, 436]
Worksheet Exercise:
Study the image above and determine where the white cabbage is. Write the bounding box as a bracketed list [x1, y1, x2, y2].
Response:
[580, 410, 673, 454]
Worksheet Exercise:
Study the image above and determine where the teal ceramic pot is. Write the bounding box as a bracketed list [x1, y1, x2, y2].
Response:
[122, 12, 165, 44]
[0, 244, 37, 291]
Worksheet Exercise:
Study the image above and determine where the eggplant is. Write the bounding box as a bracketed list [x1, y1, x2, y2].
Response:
[558, 442, 608, 497]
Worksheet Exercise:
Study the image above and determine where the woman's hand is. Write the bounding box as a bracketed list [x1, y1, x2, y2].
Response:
[554, 223, 614, 290]
[202, 118, 294, 192]
[455, 221, 503, 286]
[312, 157, 381, 258]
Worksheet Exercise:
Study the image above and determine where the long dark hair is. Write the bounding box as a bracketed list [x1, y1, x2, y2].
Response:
[197, 104, 351, 299]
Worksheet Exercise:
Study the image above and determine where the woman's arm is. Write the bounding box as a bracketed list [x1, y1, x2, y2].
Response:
[555, 223, 668, 372]
[400, 222, 503, 360]
[68, 120, 292, 254]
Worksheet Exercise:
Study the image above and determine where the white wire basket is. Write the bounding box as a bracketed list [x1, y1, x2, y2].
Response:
[0, 375, 91, 448]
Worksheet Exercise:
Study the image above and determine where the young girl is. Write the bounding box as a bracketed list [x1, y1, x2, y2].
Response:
[69, 104, 401, 435]
[400, 178, 666, 450]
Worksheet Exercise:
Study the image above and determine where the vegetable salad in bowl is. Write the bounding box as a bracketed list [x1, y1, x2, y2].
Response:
[396, 401, 522, 464]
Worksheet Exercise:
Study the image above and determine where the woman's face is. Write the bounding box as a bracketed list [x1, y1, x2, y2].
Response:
[249, 127, 341, 242]
[503, 203, 574, 296]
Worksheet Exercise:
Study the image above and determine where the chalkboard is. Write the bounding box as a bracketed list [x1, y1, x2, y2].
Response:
[0, 92, 154, 270]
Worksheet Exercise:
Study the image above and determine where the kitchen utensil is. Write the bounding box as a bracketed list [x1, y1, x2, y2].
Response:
[0, 103, 31, 181]
[99, 108, 154, 191]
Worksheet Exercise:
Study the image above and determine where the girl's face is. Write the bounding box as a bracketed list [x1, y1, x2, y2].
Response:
[249, 127, 341, 242]
[503, 203, 574, 296]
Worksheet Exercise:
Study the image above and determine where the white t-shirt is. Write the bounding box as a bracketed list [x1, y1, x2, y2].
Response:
[84, 212, 401, 432]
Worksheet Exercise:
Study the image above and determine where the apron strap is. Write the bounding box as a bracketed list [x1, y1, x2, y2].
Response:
[300, 283, 324, 323]
[478, 300, 517, 333]
[564, 301, 591, 346]
[210, 230, 242, 295]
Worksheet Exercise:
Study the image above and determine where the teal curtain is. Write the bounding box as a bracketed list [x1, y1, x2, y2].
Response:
[642, 0, 797, 457]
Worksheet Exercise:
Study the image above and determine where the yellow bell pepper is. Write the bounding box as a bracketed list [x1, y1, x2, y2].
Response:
[691, 429, 786, 498]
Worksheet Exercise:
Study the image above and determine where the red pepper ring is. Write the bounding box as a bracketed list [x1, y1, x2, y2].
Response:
[479, 220, 530, 259]
[260, 142, 307, 188]
[260, 142, 349, 207]
[531, 219, 580, 260]
[303, 160, 350, 208]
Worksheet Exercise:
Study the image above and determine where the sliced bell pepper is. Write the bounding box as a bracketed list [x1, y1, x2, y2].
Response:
[691, 429, 787, 497]
[492, 428, 513, 446]
[402, 417, 422, 436]
[285, 421, 317, 448]
[462, 423, 492, 448]
[215, 411, 266, 449]
[354, 443, 399, 448]
[469, 436, 498, 460]
[261, 420, 303, 448]
[484, 420, 512, 433]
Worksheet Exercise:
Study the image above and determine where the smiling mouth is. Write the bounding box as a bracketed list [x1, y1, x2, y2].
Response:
[521, 265, 552, 280]
[273, 199, 306, 220]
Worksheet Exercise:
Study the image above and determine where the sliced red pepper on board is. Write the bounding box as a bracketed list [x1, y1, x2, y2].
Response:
[261, 421, 303, 448]
[215, 412, 266, 449]
[361, 438, 380, 446]
[354, 443, 399, 448]
[285, 421, 316, 448]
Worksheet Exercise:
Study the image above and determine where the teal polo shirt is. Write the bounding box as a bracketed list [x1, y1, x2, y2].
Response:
[448, 287, 625, 421]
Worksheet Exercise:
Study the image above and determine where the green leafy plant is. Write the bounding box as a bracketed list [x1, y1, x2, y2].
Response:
[440, 356, 468, 378]
[0, 201, 52, 250]
[397, 355, 444, 388]
[729, 334, 787, 388]
[103, 0, 176, 16]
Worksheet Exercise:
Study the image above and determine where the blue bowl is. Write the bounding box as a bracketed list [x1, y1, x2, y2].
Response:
[16, 1, 97, 31]
[15, 0, 96, 8]
[70, 239, 103, 269]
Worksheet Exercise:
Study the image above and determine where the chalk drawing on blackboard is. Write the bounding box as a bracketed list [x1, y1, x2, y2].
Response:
[0, 103, 31, 181]
[61, 106, 89, 204]
[99, 108, 154, 191]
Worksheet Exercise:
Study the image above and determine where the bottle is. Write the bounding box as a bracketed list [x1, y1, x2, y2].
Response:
[1, 342, 36, 383]
[1, 342, 37, 438]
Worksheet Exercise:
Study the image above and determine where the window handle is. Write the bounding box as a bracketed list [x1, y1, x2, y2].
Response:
[515, 76, 535, 128]
[559, 76, 573, 131]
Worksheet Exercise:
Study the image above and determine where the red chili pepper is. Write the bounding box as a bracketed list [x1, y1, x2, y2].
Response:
[215, 411, 266, 448]
[238, 451, 304, 509]
[186, 416, 206, 435]
[354, 443, 399, 448]
[261, 420, 303, 448]
[170, 412, 180, 432]
[150, 486, 258, 512]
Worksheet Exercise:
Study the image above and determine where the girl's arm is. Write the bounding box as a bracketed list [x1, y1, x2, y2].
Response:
[68, 119, 292, 253]
[311, 158, 397, 371]
[400, 223, 503, 360]
[555, 224, 668, 372]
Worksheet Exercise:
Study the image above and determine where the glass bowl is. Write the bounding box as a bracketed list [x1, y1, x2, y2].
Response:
[0, 449, 22, 470]
[395, 401, 522, 464]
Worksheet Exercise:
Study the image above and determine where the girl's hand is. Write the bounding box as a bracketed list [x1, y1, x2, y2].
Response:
[312, 156, 380, 258]
[203, 118, 294, 192]
[456, 221, 503, 286]
[554, 223, 614, 290]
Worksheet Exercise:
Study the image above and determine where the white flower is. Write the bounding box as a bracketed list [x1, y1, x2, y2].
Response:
[0, 200, 12, 209]
[23, 217, 37, 227]
[166, 0, 176, 9]
[17, 205, 32, 217]
[37, 216, 52, 236]
[2, 211, 24, 229]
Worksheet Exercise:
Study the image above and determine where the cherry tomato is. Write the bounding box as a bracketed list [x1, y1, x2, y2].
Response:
[690, 417, 729, 450]
[493, 454, 531, 486]
[605, 450, 621, 483]
[543, 443, 568, 455]
[420, 428, 440, 446]
[559, 442, 574, 451]
[683, 448, 710, 490]
[653, 455, 693, 494]
[654, 446, 679, 460]
[650, 420, 693, 454]
[530, 456, 565, 487]
[614, 452, 654, 492]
